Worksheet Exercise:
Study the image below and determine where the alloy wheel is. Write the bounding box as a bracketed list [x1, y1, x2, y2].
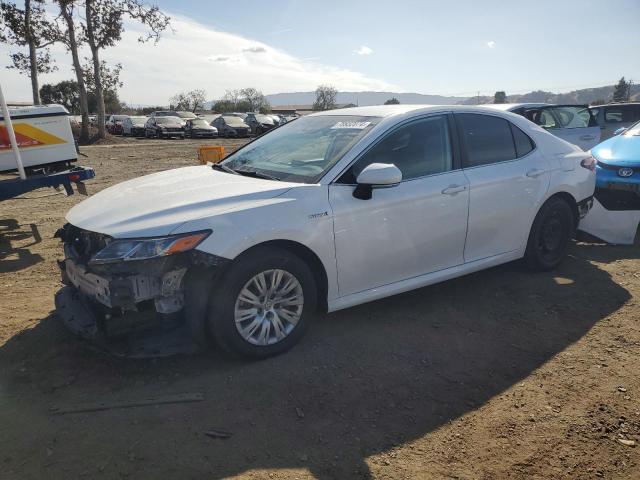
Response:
[234, 269, 304, 346]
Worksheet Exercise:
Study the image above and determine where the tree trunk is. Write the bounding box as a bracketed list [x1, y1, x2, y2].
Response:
[60, 2, 90, 143]
[24, 0, 40, 105]
[85, 0, 106, 139]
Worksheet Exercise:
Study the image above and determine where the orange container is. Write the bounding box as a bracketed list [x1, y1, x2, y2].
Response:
[197, 145, 225, 164]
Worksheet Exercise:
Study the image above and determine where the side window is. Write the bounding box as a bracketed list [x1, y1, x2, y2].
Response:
[457, 114, 517, 168]
[510, 124, 535, 157]
[340, 115, 453, 183]
[550, 106, 591, 128]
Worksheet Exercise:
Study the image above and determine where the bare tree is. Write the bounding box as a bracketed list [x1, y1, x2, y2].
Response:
[170, 89, 207, 112]
[0, 0, 60, 104]
[82, 0, 171, 137]
[57, 0, 90, 142]
[240, 87, 269, 112]
[222, 89, 242, 110]
[313, 84, 338, 111]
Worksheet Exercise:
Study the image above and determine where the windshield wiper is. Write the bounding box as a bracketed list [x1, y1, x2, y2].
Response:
[211, 163, 238, 175]
[234, 169, 280, 181]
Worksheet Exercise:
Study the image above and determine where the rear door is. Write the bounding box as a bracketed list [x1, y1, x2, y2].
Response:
[455, 113, 550, 262]
[545, 105, 600, 150]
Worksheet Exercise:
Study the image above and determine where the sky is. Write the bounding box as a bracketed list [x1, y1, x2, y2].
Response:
[1, 0, 639, 105]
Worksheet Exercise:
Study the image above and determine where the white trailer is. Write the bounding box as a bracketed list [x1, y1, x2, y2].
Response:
[0, 82, 94, 200]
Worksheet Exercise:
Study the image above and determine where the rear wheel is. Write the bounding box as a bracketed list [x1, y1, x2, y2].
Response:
[207, 247, 317, 358]
[524, 197, 574, 271]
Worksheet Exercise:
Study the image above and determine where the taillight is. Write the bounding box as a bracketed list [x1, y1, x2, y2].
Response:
[580, 156, 597, 171]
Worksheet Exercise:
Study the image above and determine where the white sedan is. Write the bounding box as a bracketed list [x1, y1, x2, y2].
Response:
[58, 105, 596, 358]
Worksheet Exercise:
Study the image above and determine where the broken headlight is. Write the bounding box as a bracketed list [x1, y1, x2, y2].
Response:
[89, 230, 211, 265]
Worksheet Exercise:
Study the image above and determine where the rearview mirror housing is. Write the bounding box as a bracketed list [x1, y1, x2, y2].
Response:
[353, 163, 402, 200]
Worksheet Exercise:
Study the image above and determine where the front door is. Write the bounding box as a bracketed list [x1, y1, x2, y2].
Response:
[329, 114, 470, 297]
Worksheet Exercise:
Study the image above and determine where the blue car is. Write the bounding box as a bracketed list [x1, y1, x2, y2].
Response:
[592, 120, 640, 211]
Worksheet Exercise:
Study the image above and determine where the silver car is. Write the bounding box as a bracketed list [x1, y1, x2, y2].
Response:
[487, 103, 601, 151]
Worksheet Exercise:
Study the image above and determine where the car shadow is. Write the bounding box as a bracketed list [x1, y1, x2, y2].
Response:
[0, 218, 43, 274]
[0, 242, 633, 479]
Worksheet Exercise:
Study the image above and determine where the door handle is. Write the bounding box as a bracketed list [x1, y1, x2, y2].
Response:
[579, 135, 595, 141]
[526, 168, 546, 178]
[441, 184, 467, 195]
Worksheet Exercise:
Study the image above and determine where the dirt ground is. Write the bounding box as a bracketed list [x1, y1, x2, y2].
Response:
[1, 137, 639, 479]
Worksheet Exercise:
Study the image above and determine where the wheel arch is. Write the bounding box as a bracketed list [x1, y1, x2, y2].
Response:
[544, 191, 579, 231]
[234, 239, 329, 312]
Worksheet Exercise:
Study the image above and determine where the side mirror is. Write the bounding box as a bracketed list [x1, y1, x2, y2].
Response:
[353, 163, 402, 200]
[614, 127, 627, 136]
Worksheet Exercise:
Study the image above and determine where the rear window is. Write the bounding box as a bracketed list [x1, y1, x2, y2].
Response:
[605, 105, 640, 124]
[457, 114, 517, 167]
[511, 124, 535, 157]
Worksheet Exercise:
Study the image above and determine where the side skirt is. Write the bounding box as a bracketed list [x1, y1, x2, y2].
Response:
[327, 249, 523, 313]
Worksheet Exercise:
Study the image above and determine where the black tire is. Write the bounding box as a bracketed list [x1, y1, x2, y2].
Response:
[207, 247, 317, 358]
[524, 196, 574, 271]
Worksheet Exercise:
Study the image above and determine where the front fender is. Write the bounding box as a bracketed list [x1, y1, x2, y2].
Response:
[173, 185, 339, 301]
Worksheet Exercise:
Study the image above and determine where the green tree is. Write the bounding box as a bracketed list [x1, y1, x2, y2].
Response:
[612, 77, 631, 103]
[57, 0, 90, 142]
[313, 84, 337, 111]
[493, 91, 507, 104]
[384, 97, 400, 105]
[82, 0, 171, 138]
[40, 80, 80, 113]
[0, 0, 60, 104]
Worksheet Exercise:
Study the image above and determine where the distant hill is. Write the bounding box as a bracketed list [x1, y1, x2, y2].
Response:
[265, 91, 469, 106]
[265, 84, 640, 107]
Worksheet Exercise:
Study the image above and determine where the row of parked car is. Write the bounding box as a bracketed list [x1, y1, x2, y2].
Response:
[105, 111, 296, 140]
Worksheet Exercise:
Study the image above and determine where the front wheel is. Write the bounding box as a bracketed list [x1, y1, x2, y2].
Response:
[207, 247, 317, 358]
[524, 197, 574, 271]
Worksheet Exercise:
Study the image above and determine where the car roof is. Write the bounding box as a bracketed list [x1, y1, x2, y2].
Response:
[308, 104, 552, 118]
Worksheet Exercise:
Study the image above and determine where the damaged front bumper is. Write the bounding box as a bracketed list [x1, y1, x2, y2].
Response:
[61, 254, 188, 314]
[54, 224, 228, 355]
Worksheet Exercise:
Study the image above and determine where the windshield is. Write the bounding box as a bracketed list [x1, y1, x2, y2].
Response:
[224, 116, 248, 127]
[131, 116, 147, 125]
[191, 119, 210, 127]
[154, 111, 176, 117]
[156, 116, 182, 125]
[177, 111, 197, 119]
[221, 115, 381, 183]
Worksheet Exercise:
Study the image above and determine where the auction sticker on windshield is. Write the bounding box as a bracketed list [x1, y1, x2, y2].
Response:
[330, 121, 371, 129]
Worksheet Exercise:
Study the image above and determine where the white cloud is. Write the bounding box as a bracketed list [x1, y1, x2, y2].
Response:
[354, 46, 373, 56]
[486, 41, 496, 49]
[0, 14, 395, 105]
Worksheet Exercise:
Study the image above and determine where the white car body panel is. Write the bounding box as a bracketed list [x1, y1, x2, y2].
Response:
[461, 149, 550, 262]
[65, 105, 596, 313]
[329, 170, 469, 296]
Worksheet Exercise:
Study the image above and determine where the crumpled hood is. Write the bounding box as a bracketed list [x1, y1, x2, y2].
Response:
[66, 166, 295, 237]
[592, 134, 640, 167]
